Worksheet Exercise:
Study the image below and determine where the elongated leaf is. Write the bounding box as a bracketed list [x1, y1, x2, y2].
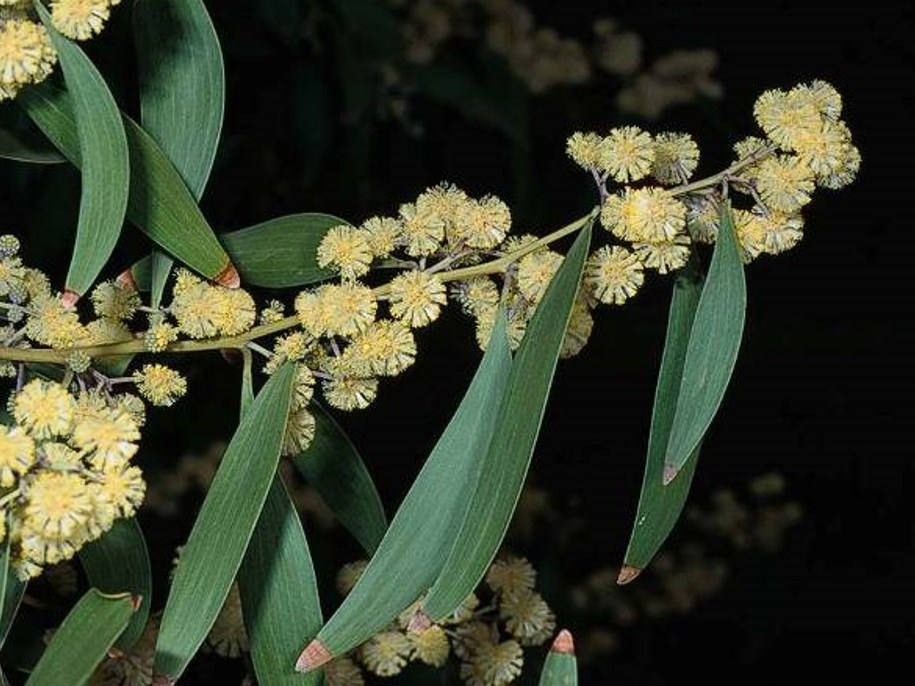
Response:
[154, 364, 295, 681]
[148, 250, 173, 309]
[0, 126, 64, 164]
[78, 518, 152, 650]
[621, 256, 705, 577]
[538, 631, 578, 686]
[18, 83, 235, 284]
[237, 381, 323, 686]
[220, 214, 343, 288]
[35, 4, 129, 299]
[664, 202, 746, 479]
[25, 589, 135, 686]
[292, 403, 387, 554]
[1, 530, 25, 649]
[135, 0, 226, 306]
[301, 316, 512, 666]
[422, 224, 591, 620]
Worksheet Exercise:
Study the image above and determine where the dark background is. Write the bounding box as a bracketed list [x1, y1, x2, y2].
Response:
[2, 0, 912, 682]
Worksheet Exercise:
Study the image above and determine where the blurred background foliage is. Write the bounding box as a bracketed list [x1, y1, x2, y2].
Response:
[1, 0, 912, 683]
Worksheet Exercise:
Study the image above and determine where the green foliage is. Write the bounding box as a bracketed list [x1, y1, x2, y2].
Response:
[0, 126, 64, 164]
[155, 365, 295, 680]
[0, 534, 24, 650]
[24, 589, 136, 686]
[538, 637, 578, 686]
[35, 4, 129, 299]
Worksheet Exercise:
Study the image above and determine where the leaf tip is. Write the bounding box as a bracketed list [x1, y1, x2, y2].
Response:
[550, 629, 575, 655]
[662, 463, 679, 486]
[151, 675, 176, 686]
[61, 289, 80, 308]
[116, 268, 138, 292]
[215, 263, 241, 289]
[406, 608, 433, 634]
[295, 639, 333, 673]
[616, 564, 642, 585]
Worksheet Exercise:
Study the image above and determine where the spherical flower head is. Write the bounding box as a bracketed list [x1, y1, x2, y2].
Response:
[0, 424, 35, 487]
[790, 80, 842, 121]
[499, 589, 555, 646]
[144, 319, 179, 353]
[633, 235, 691, 274]
[584, 245, 644, 306]
[0, 19, 57, 88]
[291, 364, 316, 410]
[566, 131, 604, 170]
[207, 584, 248, 658]
[65, 351, 92, 374]
[294, 290, 327, 338]
[452, 276, 500, 317]
[486, 556, 536, 595]
[97, 465, 145, 517]
[83, 317, 131, 345]
[684, 195, 721, 244]
[14, 379, 76, 440]
[323, 376, 378, 411]
[171, 268, 201, 299]
[399, 200, 445, 257]
[816, 140, 861, 190]
[170, 280, 219, 339]
[90, 280, 139, 321]
[324, 657, 364, 686]
[388, 270, 447, 328]
[0, 255, 24, 297]
[651, 132, 700, 185]
[0, 234, 20, 258]
[600, 187, 687, 243]
[336, 559, 368, 596]
[753, 154, 815, 214]
[360, 630, 411, 677]
[753, 87, 823, 150]
[266, 331, 314, 374]
[516, 250, 563, 304]
[282, 408, 315, 457]
[790, 119, 856, 181]
[474, 303, 527, 352]
[733, 209, 768, 262]
[71, 406, 140, 471]
[23, 471, 92, 541]
[597, 126, 655, 183]
[361, 216, 403, 258]
[465, 639, 523, 686]
[321, 283, 377, 337]
[259, 299, 285, 325]
[132, 364, 187, 407]
[409, 625, 450, 667]
[733, 136, 770, 161]
[317, 225, 374, 280]
[25, 295, 86, 349]
[561, 295, 594, 359]
[114, 392, 146, 428]
[418, 182, 472, 241]
[213, 287, 256, 336]
[345, 320, 417, 377]
[454, 195, 512, 250]
[50, 0, 111, 41]
[759, 212, 805, 256]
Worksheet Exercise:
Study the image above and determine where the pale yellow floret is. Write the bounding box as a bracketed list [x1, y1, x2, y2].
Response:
[597, 126, 655, 183]
[282, 408, 315, 456]
[25, 295, 86, 349]
[70, 407, 140, 471]
[516, 250, 563, 304]
[22, 471, 92, 541]
[584, 245, 644, 306]
[344, 320, 417, 377]
[651, 132, 700, 185]
[418, 183, 472, 243]
[388, 270, 447, 328]
[317, 225, 374, 280]
[461, 639, 523, 686]
[452, 276, 500, 316]
[97, 465, 146, 517]
[454, 195, 512, 249]
[0, 424, 35, 487]
[753, 87, 822, 150]
[360, 630, 411, 677]
[321, 283, 378, 337]
[399, 200, 445, 257]
[633, 235, 691, 274]
[144, 319, 179, 353]
[50, 0, 111, 41]
[565, 131, 604, 170]
[486, 556, 536, 595]
[213, 287, 257, 336]
[361, 216, 403, 258]
[409, 625, 450, 667]
[0, 19, 57, 88]
[752, 155, 815, 214]
[561, 295, 594, 359]
[600, 187, 687, 243]
[14, 379, 76, 440]
[323, 376, 378, 411]
[291, 364, 315, 410]
[83, 318, 132, 345]
[499, 589, 556, 646]
[790, 80, 842, 121]
[684, 195, 721, 244]
[132, 364, 187, 407]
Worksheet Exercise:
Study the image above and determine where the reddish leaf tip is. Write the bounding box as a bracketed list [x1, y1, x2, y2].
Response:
[550, 629, 575, 654]
[295, 639, 333, 673]
[662, 463, 678, 485]
[406, 609, 433, 634]
[151, 676, 176, 686]
[215, 263, 240, 289]
[617, 564, 642, 585]
[116, 268, 138, 292]
[131, 595, 144, 612]
[61, 290, 80, 308]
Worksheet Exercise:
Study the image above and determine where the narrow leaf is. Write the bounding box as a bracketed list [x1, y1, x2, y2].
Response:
[0, 126, 64, 164]
[299, 316, 512, 668]
[1, 528, 26, 649]
[664, 202, 747, 478]
[35, 4, 129, 300]
[292, 403, 387, 555]
[18, 83, 236, 285]
[78, 518, 152, 650]
[538, 630, 578, 686]
[25, 589, 136, 686]
[621, 256, 705, 577]
[422, 223, 592, 620]
[220, 214, 343, 288]
[154, 364, 295, 681]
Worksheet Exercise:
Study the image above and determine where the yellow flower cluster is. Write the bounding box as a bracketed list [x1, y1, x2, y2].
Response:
[0, 0, 120, 101]
[328, 554, 555, 686]
[0, 378, 146, 580]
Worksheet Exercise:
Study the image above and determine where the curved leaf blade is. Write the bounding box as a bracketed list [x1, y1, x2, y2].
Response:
[78, 518, 152, 650]
[538, 631, 578, 686]
[25, 589, 136, 686]
[621, 256, 705, 576]
[422, 223, 592, 620]
[292, 403, 387, 555]
[1, 529, 25, 650]
[35, 4, 129, 299]
[301, 315, 512, 667]
[0, 126, 64, 164]
[664, 202, 747, 479]
[154, 364, 295, 681]
[220, 213, 344, 288]
[18, 83, 234, 284]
